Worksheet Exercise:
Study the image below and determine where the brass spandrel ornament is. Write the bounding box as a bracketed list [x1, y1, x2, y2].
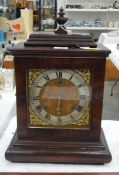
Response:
[28, 69, 44, 87]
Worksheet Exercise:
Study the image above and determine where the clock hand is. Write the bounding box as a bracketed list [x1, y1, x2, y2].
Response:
[56, 96, 62, 115]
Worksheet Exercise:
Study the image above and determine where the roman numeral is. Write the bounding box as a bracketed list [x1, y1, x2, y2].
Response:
[35, 85, 42, 88]
[77, 82, 86, 88]
[45, 114, 51, 120]
[57, 117, 62, 124]
[33, 96, 39, 100]
[70, 115, 74, 120]
[74, 105, 83, 112]
[36, 105, 42, 113]
[56, 71, 62, 78]
[69, 75, 73, 80]
[43, 74, 50, 80]
[80, 95, 86, 100]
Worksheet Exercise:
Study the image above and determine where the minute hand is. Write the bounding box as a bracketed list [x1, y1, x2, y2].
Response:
[56, 96, 61, 115]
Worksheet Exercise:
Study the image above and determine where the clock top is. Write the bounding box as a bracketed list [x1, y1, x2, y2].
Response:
[8, 33, 111, 58]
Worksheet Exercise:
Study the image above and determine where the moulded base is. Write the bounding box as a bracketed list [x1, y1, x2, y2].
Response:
[5, 129, 112, 164]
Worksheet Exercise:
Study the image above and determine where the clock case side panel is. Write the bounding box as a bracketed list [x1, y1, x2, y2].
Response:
[14, 56, 29, 137]
[14, 55, 106, 142]
[90, 56, 106, 140]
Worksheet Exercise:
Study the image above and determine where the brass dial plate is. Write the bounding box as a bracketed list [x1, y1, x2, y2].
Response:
[28, 69, 91, 128]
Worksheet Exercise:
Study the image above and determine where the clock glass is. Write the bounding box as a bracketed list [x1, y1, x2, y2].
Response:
[28, 69, 91, 128]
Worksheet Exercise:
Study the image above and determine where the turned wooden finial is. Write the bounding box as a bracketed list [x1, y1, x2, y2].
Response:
[54, 7, 68, 34]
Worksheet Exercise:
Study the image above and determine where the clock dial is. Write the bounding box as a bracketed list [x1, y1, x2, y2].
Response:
[29, 69, 91, 126]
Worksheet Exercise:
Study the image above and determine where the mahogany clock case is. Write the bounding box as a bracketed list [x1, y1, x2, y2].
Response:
[5, 33, 112, 164]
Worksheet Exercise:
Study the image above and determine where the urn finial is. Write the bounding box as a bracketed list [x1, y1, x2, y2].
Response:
[54, 7, 68, 34]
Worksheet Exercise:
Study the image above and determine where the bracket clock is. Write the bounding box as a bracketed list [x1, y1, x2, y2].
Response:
[5, 9, 112, 164]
